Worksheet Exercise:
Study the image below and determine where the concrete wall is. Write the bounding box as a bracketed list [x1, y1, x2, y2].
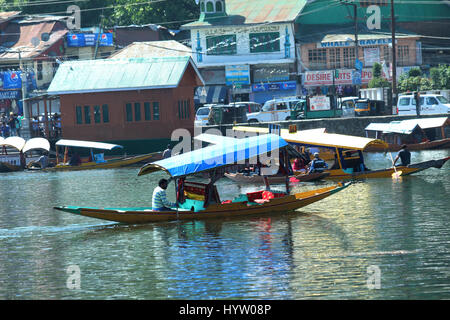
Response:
[203, 113, 449, 138]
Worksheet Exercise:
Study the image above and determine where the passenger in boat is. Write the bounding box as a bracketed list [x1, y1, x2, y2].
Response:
[308, 152, 328, 174]
[69, 152, 81, 166]
[152, 178, 176, 211]
[162, 144, 172, 159]
[292, 157, 307, 172]
[394, 144, 411, 167]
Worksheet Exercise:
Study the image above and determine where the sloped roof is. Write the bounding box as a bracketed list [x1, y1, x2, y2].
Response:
[365, 117, 449, 134]
[47, 56, 204, 95]
[0, 20, 67, 59]
[0, 11, 21, 24]
[109, 41, 192, 59]
[182, 0, 307, 28]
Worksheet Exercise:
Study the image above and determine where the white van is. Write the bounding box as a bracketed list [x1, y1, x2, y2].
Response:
[397, 94, 450, 115]
[247, 97, 302, 123]
[194, 104, 214, 126]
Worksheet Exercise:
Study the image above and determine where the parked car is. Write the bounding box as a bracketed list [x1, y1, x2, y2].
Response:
[247, 97, 302, 123]
[194, 104, 214, 126]
[339, 96, 359, 118]
[397, 93, 450, 115]
[228, 101, 262, 114]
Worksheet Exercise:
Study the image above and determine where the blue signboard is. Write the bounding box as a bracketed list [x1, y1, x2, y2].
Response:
[352, 70, 362, 85]
[0, 90, 20, 99]
[66, 33, 113, 47]
[1, 71, 22, 89]
[355, 59, 363, 71]
[252, 81, 297, 92]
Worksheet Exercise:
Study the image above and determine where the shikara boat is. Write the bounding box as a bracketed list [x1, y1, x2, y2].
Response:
[233, 126, 450, 179]
[364, 117, 450, 152]
[54, 134, 351, 224]
[44, 139, 161, 171]
[0, 137, 50, 172]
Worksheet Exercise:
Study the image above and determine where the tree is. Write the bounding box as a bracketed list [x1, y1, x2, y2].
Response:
[368, 62, 390, 88]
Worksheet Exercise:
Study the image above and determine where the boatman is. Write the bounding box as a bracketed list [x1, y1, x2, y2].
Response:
[394, 144, 411, 167]
[308, 152, 328, 174]
[152, 178, 176, 211]
[162, 144, 172, 159]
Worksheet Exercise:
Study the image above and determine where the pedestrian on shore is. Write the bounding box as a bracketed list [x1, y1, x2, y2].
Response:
[8, 112, 18, 136]
[162, 144, 172, 159]
[394, 144, 411, 167]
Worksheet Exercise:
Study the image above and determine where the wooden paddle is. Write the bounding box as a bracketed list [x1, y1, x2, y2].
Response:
[389, 152, 402, 179]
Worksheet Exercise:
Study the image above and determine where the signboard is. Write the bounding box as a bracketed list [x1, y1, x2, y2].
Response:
[251, 81, 297, 92]
[317, 38, 392, 48]
[0, 90, 20, 99]
[352, 70, 362, 85]
[225, 65, 250, 86]
[1, 71, 22, 89]
[66, 33, 113, 47]
[304, 69, 392, 86]
[363, 47, 380, 67]
[303, 70, 334, 86]
[355, 59, 363, 71]
[309, 95, 331, 111]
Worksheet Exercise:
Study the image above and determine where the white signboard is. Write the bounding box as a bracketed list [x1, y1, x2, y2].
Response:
[309, 95, 331, 111]
[364, 47, 380, 67]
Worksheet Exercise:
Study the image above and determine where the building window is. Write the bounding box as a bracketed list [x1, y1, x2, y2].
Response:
[250, 32, 280, 53]
[153, 102, 160, 120]
[216, 1, 223, 11]
[308, 49, 327, 70]
[398, 45, 409, 66]
[206, 35, 237, 55]
[37, 61, 43, 80]
[144, 102, 151, 120]
[102, 104, 109, 123]
[343, 47, 356, 68]
[360, 0, 388, 7]
[84, 105, 91, 124]
[382, 46, 391, 63]
[134, 102, 141, 121]
[178, 100, 190, 119]
[329, 48, 341, 69]
[126, 103, 133, 122]
[76, 106, 82, 124]
[200, 1, 205, 12]
[94, 105, 101, 123]
[206, 1, 214, 12]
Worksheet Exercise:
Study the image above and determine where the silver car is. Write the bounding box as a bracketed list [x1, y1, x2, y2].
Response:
[339, 97, 359, 117]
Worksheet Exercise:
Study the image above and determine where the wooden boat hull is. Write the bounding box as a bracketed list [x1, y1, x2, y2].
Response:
[364, 138, 450, 152]
[225, 172, 329, 183]
[43, 152, 161, 171]
[54, 182, 351, 224]
[324, 156, 450, 179]
[0, 162, 22, 173]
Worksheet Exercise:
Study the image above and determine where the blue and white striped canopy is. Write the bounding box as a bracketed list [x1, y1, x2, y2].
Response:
[138, 134, 287, 178]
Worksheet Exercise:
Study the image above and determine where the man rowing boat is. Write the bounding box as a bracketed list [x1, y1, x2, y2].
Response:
[152, 179, 176, 211]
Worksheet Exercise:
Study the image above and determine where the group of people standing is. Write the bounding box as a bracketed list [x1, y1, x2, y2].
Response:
[1, 112, 22, 138]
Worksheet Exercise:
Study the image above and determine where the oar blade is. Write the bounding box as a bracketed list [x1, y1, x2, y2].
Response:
[392, 170, 403, 179]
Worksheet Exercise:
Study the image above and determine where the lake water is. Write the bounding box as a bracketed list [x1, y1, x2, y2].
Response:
[0, 149, 449, 300]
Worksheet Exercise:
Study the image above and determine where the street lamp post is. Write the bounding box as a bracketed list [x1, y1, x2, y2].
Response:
[18, 49, 31, 139]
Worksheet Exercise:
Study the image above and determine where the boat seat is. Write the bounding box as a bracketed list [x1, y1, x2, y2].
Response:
[178, 198, 205, 212]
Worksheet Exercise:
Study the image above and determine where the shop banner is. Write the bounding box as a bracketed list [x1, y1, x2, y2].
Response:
[66, 33, 113, 47]
[1, 71, 22, 89]
[225, 65, 251, 86]
[309, 95, 331, 111]
[252, 81, 297, 92]
[0, 90, 20, 99]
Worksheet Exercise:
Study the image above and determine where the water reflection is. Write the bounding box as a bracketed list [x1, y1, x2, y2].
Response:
[0, 150, 449, 299]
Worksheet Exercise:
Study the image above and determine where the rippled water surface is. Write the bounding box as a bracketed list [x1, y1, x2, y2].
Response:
[0, 150, 449, 299]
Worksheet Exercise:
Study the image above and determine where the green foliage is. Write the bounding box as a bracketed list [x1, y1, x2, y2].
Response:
[407, 67, 422, 78]
[398, 75, 432, 92]
[368, 62, 390, 88]
[1, 0, 199, 29]
[430, 65, 450, 89]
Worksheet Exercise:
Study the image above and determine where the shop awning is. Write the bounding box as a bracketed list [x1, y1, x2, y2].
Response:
[194, 86, 228, 105]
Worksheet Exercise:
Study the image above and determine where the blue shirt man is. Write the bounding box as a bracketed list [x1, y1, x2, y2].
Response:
[308, 153, 328, 174]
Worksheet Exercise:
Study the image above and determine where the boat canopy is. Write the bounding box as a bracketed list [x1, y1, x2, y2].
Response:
[0, 136, 26, 151]
[365, 117, 448, 134]
[233, 126, 388, 151]
[22, 138, 51, 153]
[138, 134, 288, 177]
[55, 139, 123, 150]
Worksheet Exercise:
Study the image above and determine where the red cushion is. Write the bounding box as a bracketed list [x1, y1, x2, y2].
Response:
[262, 191, 274, 200]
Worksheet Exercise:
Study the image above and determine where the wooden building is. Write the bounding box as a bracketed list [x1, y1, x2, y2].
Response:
[47, 56, 204, 154]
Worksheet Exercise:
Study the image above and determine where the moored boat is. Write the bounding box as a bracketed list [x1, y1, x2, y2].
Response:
[43, 139, 161, 171]
[54, 134, 351, 224]
[233, 126, 450, 179]
[224, 171, 329, 183]
[1, 137, 50, 172]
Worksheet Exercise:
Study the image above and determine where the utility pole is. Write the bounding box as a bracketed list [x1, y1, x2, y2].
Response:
[353, 3, 359, 97]
[93, 12, 104, 60]
[18, 49, 31, 139]
[390, 0, 397, 107]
